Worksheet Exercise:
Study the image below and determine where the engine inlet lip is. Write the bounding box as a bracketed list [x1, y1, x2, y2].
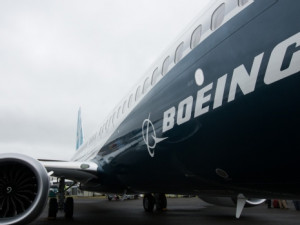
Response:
[0, 153, 49, 225]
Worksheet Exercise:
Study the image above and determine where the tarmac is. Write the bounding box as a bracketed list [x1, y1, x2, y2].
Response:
[31, 197, 300, 225]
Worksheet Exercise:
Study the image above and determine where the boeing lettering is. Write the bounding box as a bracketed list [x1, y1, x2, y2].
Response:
[163, 32, 300, 133]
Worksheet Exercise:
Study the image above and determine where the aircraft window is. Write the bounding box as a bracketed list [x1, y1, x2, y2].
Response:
[191, 25, 202, 49]
[135, 86, 142, 101]
[110, 116, 113, 127]
[117, 106, 121, 118]
[162, 56, 170, 76]
[128, 94, 133, 108]
[122, 100, 127, 114]
[175, 42, 184, 64]
[107, 118, 111, 130]
[105, 119, 109, 131]
[151, 68, 160, 85]
[143, 77, 151, 94]
[109, 117, 112, 129]
[238, 0, 249, 6]
[211, 3, 225, 31]
[111, 113, 115, 126]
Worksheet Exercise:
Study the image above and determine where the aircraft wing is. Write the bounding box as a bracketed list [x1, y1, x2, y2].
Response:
[40, 160, 99, 183]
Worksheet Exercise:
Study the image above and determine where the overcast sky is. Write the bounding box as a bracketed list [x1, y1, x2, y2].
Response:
[0, 0, 210, 160]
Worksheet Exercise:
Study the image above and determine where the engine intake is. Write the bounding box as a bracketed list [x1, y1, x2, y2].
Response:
[0, 153, 49, 225]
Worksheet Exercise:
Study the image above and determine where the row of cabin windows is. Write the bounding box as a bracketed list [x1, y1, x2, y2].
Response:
[100, 0, 250, 135]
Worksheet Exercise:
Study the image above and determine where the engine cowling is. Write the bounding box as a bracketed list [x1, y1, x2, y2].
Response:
[0, 153, 49, 225]
[199, 196, 266, 208]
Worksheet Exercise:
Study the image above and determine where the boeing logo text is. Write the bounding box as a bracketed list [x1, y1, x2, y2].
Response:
[163, 32, 300, 133]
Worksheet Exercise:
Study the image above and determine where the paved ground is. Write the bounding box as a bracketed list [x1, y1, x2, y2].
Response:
[31, 197, 300, 225]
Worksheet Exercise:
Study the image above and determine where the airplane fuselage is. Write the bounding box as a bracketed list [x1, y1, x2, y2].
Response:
[78, 0, 300, 199]
[2, 1, 300, 224]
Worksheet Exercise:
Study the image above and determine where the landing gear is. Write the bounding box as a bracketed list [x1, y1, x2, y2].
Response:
[143, 193, 167, 212]
[155, 194, 167, 211]
[107, 194, 113, 201]
[48, 198, 58, 219]
[64, 197, 74, 219]
[143, 193, 155, 212]
[48, 177, 75, 220]
[58, 177, 65, 210]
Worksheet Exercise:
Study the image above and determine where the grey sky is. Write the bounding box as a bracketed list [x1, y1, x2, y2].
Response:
[0, 0, 210, 160]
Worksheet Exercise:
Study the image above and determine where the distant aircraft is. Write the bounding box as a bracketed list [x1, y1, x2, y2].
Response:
[1, 0, 300, 224]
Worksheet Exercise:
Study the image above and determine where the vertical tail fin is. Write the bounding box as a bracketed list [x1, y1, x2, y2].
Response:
[76, 108, 84, 150]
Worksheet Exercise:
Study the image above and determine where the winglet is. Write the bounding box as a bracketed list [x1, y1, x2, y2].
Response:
[76, 108, 84, 150]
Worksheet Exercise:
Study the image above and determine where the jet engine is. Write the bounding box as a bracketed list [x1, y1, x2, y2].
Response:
[199, 196, 266, 207]
[0, 153, 49, 225]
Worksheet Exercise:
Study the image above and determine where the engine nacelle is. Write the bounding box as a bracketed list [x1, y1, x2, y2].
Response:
[0, 153, 50, 225]
[199, 196, 266, 208]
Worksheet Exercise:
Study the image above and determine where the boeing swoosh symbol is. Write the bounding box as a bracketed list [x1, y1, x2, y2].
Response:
[152, 135, 168, 145]
[142, 114, 168, 157]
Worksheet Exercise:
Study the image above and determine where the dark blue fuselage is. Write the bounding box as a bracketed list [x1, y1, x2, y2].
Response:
[86, 0, 300, 199]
